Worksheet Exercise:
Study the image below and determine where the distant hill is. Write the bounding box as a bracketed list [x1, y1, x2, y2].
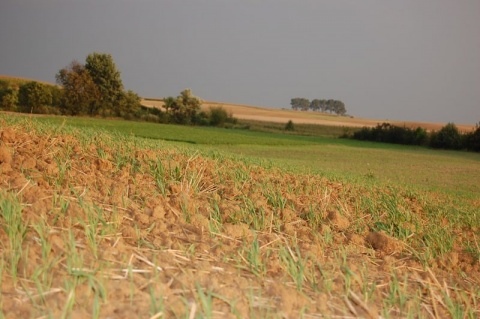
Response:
[141, 98, 476, 132]
[0, 75, 57, 88]
[1, 75, 474, 132]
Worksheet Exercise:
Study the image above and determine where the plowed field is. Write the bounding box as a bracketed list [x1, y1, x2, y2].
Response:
[0, 116, 479, 318]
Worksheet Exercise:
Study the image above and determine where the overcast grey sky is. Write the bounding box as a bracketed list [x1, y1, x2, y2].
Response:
[1, 0, 479, 124]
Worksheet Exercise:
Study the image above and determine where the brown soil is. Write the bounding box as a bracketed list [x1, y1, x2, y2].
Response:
[0, 118, 479, 318]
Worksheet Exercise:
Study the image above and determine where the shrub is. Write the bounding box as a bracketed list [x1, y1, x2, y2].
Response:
[208, 107, 229, 126]
[430, 123, 462, 150]
[0, 89, 18, 111]
[18, 81, 53, 113]
[464, 124, 480, 152]
[140, 114, 160, 123]
[285, 120, 295, 131]
[352, 123, 429, 147]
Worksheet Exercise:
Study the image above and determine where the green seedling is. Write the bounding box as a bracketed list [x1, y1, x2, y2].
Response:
[0, 191, 28, 283]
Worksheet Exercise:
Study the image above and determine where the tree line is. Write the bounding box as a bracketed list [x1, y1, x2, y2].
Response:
[348, 122, 480, 152]
[290, 98, 347, 115]
[0, 52, 236, 127]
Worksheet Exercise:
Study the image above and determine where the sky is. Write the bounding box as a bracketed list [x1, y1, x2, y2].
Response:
[1, 0, 479, 125]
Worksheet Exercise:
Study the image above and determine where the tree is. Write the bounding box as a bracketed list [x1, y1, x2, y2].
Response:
[117, 90, 141, 118]
[290, 98, 300, 110]
[0, 88, 18, 111]
[332, 100, 346, 115]
[57, 52, 140, 117]
[0, 81, 19, 111]
[48, 85, 63, 108]
[310, 99, 322, 112]
[84, 52, 124, 115]
[290, 98, 310, 111]
[319, 99, 328, 112]
[430, 123, 462, 150]
[325, 99, 335, 113]
[164, 89, 202, 124]
[465, 123, 480, 152]
[18, 81, 52, 113]
[56, 60, 100, 115]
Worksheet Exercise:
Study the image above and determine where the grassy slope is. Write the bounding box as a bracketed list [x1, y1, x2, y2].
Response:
[0, 75, 57, 88]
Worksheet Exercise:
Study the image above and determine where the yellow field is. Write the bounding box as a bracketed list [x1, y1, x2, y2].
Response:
[141, 98, 476, 131]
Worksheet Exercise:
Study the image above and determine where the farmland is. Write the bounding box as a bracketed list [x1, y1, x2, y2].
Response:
[0, 113, 479, 318]
[31, 115, 480, 198]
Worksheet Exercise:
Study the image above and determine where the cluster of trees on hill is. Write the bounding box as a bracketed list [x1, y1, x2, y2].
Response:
[0, 53, 141, 117]
[349, 122, 480, 152]
[55, 53, 142, 118]
[290, 98, 347, 115]
[0, 79, 63, 114]
[145, 89, 237, 127]
[0, 52, 236, 127]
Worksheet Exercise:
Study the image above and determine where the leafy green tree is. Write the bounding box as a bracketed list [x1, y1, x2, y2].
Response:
[57, 53, 140, 118]
[56, 61, 100, 115]
[0, 81, 18, 111]
[18, 81, 52, 113]
[0, 88, 18, 111]
[48, 85, 63, 108]
[164, 89, 201, 124]
[290, 98, 310, 111]
[85, 52, 124, 115]
[310, 99, 322, 111]
[325, 99, 335, 113]
[319, 99, 327, 112]
[290, 98, 299, 110]
[117, 90, 142, 118]
[333, 100, 346, 115]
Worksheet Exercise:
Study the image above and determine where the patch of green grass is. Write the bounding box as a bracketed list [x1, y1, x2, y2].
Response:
[0, 190, 28, 283]
[33, 116, 321, 145]
[217, 142, 480, 198]
[236, 118, 358, 138]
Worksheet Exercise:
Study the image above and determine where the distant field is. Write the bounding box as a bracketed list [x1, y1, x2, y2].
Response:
[1, 74, 475, 131]
[142, 98, 476, 132]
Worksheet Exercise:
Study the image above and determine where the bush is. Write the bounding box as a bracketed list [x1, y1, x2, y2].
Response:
[430, 123, 462, 150]
[0, 89, 18, 111]
[285, 120, 295, 131]
[350, 122, 478, 152]
[140, 114, 160, 123]
[208, 107, 230, 126]
[18, 81, 53, 113]
[130, 106, 169, 123]
[464, 124, 480, 152]
[352, 123, 427, 146]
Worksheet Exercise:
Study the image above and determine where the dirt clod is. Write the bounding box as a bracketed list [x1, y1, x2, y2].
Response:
[326, 210, 350, 231]
[0, 145, 12, 164]
[366, 231, 403, 255]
